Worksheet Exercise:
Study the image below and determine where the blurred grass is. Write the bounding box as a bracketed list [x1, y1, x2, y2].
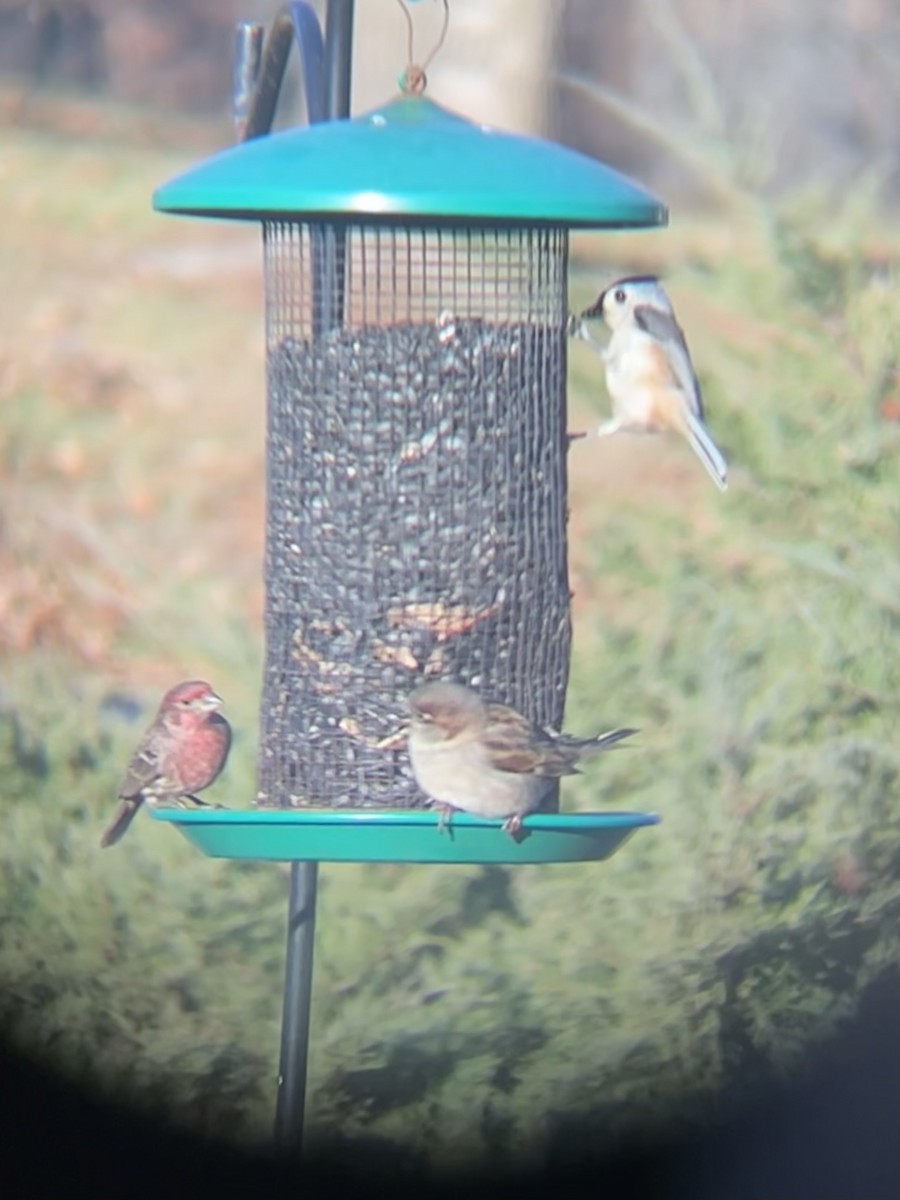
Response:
[1, 106, 899, 1173]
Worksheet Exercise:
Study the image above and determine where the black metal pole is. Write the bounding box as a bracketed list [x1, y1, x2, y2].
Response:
[274, 860, 319, 1152]
[324, 0, 354, 120]
[273, 0, 355, 1156]
[316, 0, 354, 332]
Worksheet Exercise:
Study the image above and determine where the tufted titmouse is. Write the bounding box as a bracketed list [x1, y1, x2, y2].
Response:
[577, 276, 728, 491]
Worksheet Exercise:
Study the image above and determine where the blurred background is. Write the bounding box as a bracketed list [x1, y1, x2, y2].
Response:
[2, 0, 899, 200]
[1, 0, 898, 1187]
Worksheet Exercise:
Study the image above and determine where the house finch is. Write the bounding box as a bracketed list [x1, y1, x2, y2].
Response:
[100, 680, 231, 848]
[576, 276, 728, 491]
[407, 681, 637, 838]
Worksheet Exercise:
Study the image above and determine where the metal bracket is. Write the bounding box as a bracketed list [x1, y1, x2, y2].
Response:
[233, 2, 326, 141]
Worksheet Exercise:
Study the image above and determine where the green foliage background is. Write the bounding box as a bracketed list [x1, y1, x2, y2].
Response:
[1, 120, 898, 1175]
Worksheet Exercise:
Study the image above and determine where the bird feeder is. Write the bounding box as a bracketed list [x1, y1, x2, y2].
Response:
[150, 0, 664, 1154]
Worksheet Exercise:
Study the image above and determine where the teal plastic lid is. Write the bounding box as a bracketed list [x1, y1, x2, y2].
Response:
[148, 807, 660, 865]
[154, 94, 666, 228]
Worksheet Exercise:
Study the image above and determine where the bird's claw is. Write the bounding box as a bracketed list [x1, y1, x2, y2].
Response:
[160, 794, 224, 811]
[435, 804, 455, 838]
[501, 814, 529, 844]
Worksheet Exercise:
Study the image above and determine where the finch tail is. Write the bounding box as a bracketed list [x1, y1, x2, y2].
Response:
[100, 796, 143, 848]
[684, 409, 728, 491]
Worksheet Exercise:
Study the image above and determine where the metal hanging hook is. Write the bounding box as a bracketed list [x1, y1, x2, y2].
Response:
[233, 2, 327, 142]
[395, 0, 450, 95]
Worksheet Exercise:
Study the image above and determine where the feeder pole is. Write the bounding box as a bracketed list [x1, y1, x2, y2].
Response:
[273, 0, 355, 1157]
[274, 859, 319, 1153]
[324, 0, 354, 120]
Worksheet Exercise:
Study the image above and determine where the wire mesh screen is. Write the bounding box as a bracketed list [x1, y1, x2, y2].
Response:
[257, 219, 572, 808]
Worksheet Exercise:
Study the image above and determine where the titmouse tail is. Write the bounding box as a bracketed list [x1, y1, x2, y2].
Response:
[684, 409, 728, 491]
[100, 796, 142, 848]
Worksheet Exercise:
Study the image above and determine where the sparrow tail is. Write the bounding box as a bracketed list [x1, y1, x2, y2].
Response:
[684, 409, 728, 491]
[100, 797, 142, 848]
[578, 727, 639, 756]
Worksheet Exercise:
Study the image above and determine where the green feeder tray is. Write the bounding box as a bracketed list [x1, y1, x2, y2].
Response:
[149, 807, 660, 866]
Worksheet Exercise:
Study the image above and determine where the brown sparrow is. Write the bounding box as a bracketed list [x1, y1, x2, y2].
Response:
[407, 681, 637, 838]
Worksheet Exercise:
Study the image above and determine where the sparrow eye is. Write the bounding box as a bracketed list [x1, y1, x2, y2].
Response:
[614, 288, 627, 304]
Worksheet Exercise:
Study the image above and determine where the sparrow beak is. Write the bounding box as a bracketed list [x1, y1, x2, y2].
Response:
[373, 723, 409, 751]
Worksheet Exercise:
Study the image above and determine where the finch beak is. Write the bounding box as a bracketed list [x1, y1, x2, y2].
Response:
[200, 692, 224, 711]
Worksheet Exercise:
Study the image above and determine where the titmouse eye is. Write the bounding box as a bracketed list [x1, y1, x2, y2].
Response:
[614, 288, 627, 304]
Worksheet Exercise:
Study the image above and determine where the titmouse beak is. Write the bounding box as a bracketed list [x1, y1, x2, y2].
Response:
[580, 295, 604, 320]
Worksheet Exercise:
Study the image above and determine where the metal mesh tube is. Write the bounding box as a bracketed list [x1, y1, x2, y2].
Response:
[257, 220, 572, 808]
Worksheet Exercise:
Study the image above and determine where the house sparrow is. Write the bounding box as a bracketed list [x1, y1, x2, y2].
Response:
[100, 680, 231, 847]
[577, 275, 728, 491]
[407, 681, 637, 837]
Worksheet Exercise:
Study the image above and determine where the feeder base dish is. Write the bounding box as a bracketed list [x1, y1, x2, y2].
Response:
[148, 807, 659, 865]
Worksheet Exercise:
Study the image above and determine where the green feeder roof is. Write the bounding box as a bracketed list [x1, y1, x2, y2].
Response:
[154, 94, 666, 228]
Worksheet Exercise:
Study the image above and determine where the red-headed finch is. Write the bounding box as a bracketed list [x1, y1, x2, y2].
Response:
[100, 680, 230, 848]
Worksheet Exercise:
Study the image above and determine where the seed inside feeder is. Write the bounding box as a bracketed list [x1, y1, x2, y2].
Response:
[257, 232, 572, 809]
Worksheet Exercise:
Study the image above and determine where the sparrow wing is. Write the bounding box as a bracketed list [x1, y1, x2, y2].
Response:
[482, 705, 580, 778]
[633, 304, 705, 421]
